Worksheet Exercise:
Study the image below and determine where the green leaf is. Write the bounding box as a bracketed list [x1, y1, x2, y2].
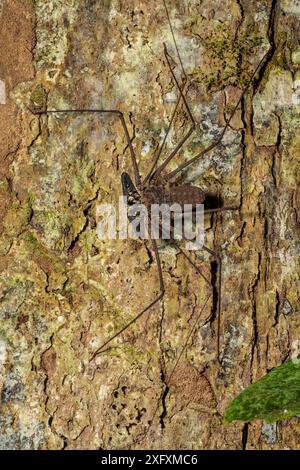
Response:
[224, 358, 300, 423]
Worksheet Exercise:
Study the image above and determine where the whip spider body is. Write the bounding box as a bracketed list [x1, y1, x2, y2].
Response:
[32, 0, 269, 432]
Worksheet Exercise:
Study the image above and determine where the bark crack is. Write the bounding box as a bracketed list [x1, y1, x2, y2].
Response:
[242, 422, 249, 450]
[250, 252, 262, 377]
[157, 299, 169, 430]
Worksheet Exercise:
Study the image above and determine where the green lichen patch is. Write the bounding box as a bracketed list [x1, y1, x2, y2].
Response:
[30, 85, 47, 110]
[2, 199, 32, 238]
[22, 231, 67, 290]
[187, 14, 264, 90]
[224, 359, 300, 423]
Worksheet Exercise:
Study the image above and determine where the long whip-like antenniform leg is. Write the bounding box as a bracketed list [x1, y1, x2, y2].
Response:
[164, 235, 223, 363]
[166, 293, 211, 385]
[162, 0, 185, 78]
[161, 231, 217, 363]
[165, 52, 269, 182]
[142, 241, 212, 440]
[144, 0, 196, 184]
[150, 44, 196, 182]
[141, 240, 219, 442]
[143, 79, 187, 185]
[89, 239, 165, 361]
[33, 109, 141, 186]
[144, 295, 211, 442]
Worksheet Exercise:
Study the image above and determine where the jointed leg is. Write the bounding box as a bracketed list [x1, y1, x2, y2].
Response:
[165, 52, 268, 182]
[143, 78, 187, 185]
[174, 241, 211, 285]
[169, 206, 239, 215]
[166, 293, 211, 386]
[144, 0, 195, 184]
[204, 207, 238, 214]
[142, 240, 211, 438]
[33, 108, 141, 186]
[151, 45, 196, 182]
[170, 238, 223, 363]
[89, 239, 164, 361]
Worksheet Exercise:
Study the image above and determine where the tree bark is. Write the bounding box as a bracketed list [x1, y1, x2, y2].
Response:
[0, 0, 299, 450]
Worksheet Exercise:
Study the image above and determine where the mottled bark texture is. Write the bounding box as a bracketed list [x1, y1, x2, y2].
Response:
[0, 0, 299, 450]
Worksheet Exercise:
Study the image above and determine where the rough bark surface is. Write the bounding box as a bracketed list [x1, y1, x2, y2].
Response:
[0, 0, 299, 450]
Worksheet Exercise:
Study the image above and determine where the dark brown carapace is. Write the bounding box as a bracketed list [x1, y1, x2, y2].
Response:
[121, 171, 206, 208]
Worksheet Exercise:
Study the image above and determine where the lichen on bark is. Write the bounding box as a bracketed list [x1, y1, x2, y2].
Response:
[0, 0, 299, 450]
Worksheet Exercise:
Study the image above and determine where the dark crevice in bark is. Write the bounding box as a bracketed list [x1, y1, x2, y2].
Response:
[27, 116, 43, 151]
[209, 260, 218, 324]
[61, 436, 68, 450]
[273, 289, 281, 327]
[239, 93, 247, 208]
[159, 382, 169, 430]
[4, 143, 21, 165]
[275, 112, 282, 149]
[271, 112, 283, 187]
[250, 252, 262, 376]
[40, 268, 50, 293]
[41, 333, 65, 447]
[236, 0, 244, 27]
[242, 422, 249, 450]
[144, 241, 154, 268]
[265, 333, 270, 367]
[67, 188, 100, 252]
[235, 0, 245, 94]
[263, 216, 269, 289]
[31, 3, 38, 57]
[67, 215, 89, 252]
[253, 0, 278, 91]
[158, 300, 168, 430]
[249, 0, 279, 135]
